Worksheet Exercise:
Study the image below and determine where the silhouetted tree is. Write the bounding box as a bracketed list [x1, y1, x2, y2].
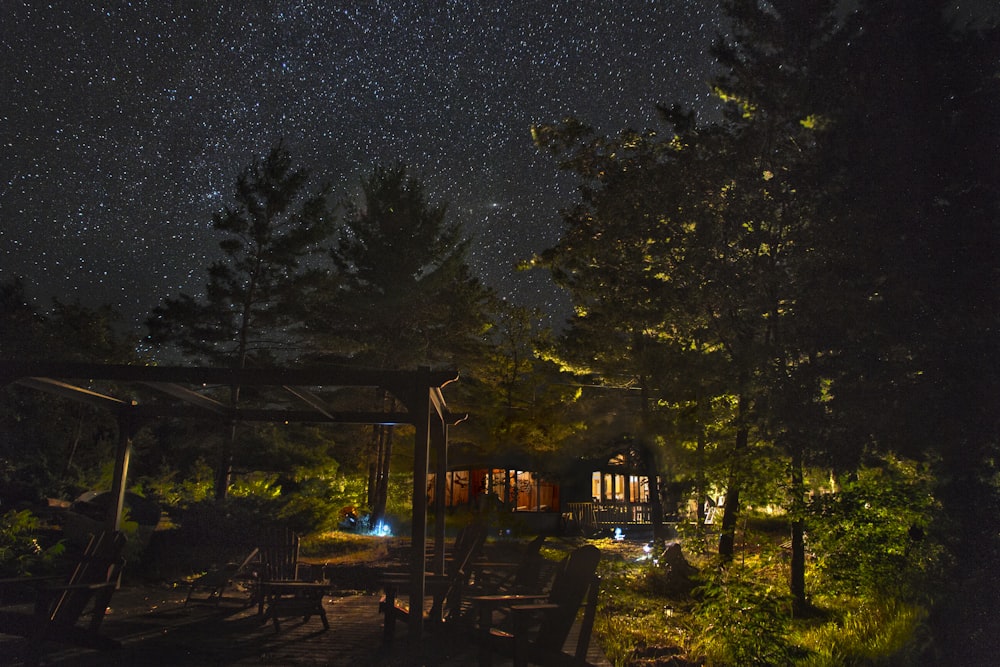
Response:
[310, 164, 493, 525]
[147, 143, 334, 498]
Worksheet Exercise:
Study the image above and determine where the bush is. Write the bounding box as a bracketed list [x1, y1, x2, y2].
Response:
[807, 455, 944, 601]
[0, 509, 65, 577]
[693, 567, 794, 666]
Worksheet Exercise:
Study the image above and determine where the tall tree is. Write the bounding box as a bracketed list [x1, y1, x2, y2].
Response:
[531, 122, 734, 542]
[538, 1, 998, 624]
[147, 143, 333, 498]
[452, 300, 583, 461]
[310, 164, 492, 525]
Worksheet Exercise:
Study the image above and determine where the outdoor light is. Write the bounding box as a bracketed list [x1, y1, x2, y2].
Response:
[613, 527, 624, 541]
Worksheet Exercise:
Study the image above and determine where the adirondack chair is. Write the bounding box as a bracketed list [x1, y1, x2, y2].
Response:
[183, 546, 259, 606]
[253, 526, 329, 632]
[380, 521, 488, 642]
[449, 535, 548, 626]
[470, 535, 548, 597]
[252, 526, 303, 612]
[472, 543, 601, 667]
[0, 530, 126, 666]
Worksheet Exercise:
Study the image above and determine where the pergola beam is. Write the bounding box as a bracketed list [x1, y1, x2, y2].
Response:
[141, 382, 229, 415]
[0, 362, 458, 406]
[15, 377, 127, 411]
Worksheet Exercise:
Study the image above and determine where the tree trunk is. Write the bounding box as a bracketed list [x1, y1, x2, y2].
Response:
[789, 443, 807, 612]
[718, 391, 749, 562]
[638, 377, 667, 541]
[368, 425, 385, 528]
[215, 422, 235, 501]
[374, 425, 394, 525]
[215, 383, 240, 501]
[695, 391, 708, 528]
[637, 440, 667, 541]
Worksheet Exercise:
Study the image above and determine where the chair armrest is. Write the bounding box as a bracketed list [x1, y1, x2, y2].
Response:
[509, 602, 558, 614]
[40, 581, 117, 593]
[0, 574, 64, 597]
[469, 593, 547, 607]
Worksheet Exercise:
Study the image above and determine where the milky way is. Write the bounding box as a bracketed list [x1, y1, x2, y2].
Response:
[2, 1, 722, 329]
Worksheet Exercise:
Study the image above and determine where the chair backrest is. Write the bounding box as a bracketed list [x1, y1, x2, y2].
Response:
[50, 530, 127, 629]
[534, 544, 601, 652]
[447, 522, 488, 580]
[509, 535, 546, 594]
[259, 526, 300, 581]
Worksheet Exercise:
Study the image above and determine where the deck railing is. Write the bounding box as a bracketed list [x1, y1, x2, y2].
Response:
[566, 502, 652, 530]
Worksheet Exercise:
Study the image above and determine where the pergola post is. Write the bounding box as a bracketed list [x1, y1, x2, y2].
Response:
[431, 418, 448, 576]
[408, 370, 432, 641]
[108, 404, 136, 532]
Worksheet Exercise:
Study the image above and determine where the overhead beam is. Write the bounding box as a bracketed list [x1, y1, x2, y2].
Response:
[126, 405, 413, 425]
[15, 377, 127, 411]
[141, 382, 229, 415]
[0, 361, 458, 397]
[282, 385, 338, 421]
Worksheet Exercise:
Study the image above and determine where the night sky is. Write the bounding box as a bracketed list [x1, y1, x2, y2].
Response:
[2, 1, 723, 330]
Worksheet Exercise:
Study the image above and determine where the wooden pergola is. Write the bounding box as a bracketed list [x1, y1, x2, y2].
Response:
[0, 361, 462, 642]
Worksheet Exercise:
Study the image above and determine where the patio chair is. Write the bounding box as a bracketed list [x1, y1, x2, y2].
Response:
[0, 530, 126, 666]
[380, 521, 489, 642]
[469, 534, 547, 596]
[448, 534, 548, 625]
[183, 546, 259, 606]
[471, 543, 601, 667]
[254, 526, 329, 632]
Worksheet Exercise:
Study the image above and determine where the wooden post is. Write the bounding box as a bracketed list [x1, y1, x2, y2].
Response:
[408, 369, 431, 642]
[432, 419, 447, 575]
[108, 404, 136, 532]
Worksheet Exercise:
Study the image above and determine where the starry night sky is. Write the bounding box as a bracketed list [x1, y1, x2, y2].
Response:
[2, 1, 723, 330]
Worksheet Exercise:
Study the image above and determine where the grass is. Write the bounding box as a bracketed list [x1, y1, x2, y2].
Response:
[299, 531, 397, 564]
[290, 529, 932, 667]
[792, 597, 930, 666]
[580, 529, 932, 667]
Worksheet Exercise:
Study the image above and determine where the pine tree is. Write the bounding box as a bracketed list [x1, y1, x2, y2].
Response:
[311, 164, 492, 525]
[146, 143, 333, 498]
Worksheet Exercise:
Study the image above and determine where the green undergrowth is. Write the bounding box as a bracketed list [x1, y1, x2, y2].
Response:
[588, 536, 934, 667]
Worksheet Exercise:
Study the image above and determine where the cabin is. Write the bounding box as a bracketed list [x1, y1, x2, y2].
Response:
[564, 450, 663, 533]
[427, 446, 563, 533]
[429, 445, 666, 535]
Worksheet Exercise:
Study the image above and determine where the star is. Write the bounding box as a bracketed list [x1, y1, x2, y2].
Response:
[1, 1, 723, 329]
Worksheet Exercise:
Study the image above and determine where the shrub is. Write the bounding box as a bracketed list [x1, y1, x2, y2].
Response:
[693, 567, 794, 666]
[0, 509, 65, 577]
[807, 455, 944, 601]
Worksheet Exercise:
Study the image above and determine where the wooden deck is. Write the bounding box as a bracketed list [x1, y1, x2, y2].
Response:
[0, 582, 611, 666]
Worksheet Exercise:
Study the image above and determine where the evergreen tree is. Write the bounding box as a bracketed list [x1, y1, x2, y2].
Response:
[451, 300, 583, 462]
[537, 1, 998, 630]
[146, 143, 334, 498]
[311, 164, 493, 525]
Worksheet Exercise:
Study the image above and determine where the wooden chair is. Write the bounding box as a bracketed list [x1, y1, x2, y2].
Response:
[183, 546, 259, 606]
[449, 535, 548, 625]
[470, 535, 548, 597]
[0, 530, 127, 666]
[472, 543, 601, 667]
[254, 526, 329, 632]
[380, 521, 489, 642]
